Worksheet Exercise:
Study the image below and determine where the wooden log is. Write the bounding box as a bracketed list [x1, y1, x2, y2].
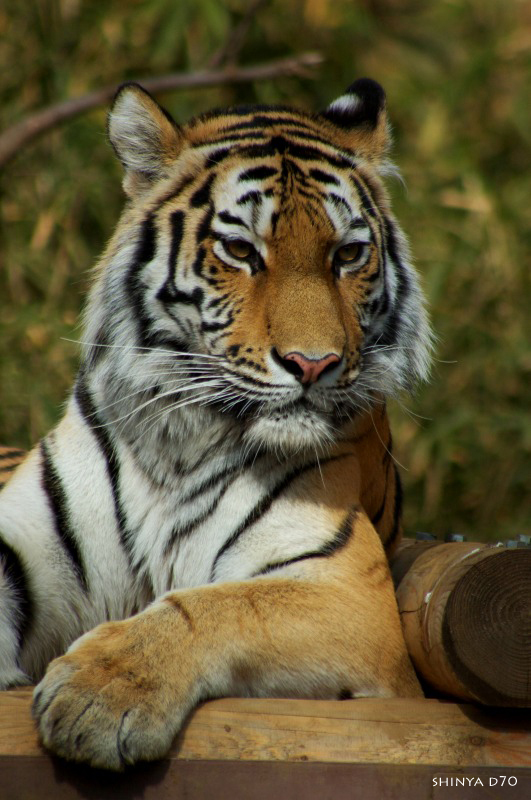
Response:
[392, 540, 531, 707]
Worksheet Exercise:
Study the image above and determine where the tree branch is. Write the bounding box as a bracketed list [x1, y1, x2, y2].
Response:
[206, 0, 270, 69]
[0, 52, 322, 169]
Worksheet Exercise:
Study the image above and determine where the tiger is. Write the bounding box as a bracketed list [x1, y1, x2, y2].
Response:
[0, 78, 432, 770]
[0, 447, 26, 490]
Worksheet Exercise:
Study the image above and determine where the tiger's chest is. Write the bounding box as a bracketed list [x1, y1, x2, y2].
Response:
[116, 439, 340, 597]
[119, 450, 269, 593]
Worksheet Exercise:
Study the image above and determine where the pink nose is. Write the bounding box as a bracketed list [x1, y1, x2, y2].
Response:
[282, 351, 341, 384]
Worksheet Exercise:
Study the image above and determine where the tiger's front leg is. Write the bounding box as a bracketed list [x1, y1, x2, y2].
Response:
[33, 511, 421, 770]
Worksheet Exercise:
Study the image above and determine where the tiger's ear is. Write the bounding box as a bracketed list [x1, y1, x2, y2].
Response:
[321, 78, 390, 162]
[108, 83, 185, 197]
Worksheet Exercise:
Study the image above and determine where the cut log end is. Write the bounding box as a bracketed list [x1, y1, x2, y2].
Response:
[442, 549, 531, 707]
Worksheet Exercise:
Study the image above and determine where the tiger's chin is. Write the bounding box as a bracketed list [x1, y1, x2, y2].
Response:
[243, 408, 338, 456]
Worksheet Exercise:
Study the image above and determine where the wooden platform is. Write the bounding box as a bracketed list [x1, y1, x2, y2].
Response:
[1, 688, 530, 798]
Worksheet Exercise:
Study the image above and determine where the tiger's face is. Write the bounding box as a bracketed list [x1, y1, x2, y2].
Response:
[86, 80, 431, 454]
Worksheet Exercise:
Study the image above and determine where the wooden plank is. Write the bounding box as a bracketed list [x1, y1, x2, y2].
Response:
[1, 688, 530, 768]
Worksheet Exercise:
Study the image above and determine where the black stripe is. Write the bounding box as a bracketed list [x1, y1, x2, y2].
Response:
[329, 193, 354, 215]
[74, 379, 136, 571]
[349, 174, 377, 218]
[239, 166, 278, 182]
[40, 440, 88, 590]
[153, 174, 196, 211]
[196, 206, 214, 244]
[377, 288, 390, 314]
[385, 217, 408, 278]
[201, 317, 232, 333]
[198, 128, 357, 162]
[202, 103, 296, 120]
[370, 495, 387, 528]
[230, 125, 343, 150]
[233, 356, 267, 373]
[279, 155, 307, 183]
[84, 324, 111, 369]
[351, 171, 386, 259]
[0, 449, 25, 461]
[379, 218, 410, 348]
[157, 211, 204, 309]
[349, 218, 369, 230]
[253, 506, 359, 577]
[155, 210, 185, 305]
[126, 213, 158, 347]
[284, 141, 353, 168]
[191, 245, 207, 279]
[219, 368, 287, 390]
[218, 210, 248, 228]
[370, 436, 392, 528]
[210, 329, 236, 346]
[279, 127, 358, 154]
[385, 467, 403, 551]
[190, 174, 216, 207]
[206, 292, 230, 311]
[164, 476, 235, 555]
[0, 463, 20, 474]
[237, 190, 263, 206]
[167, 448, 268, 553]
[179, 458, 246, 505]
[250, 197, 263, 230]
[174, 433, 246, 478]
[238, 140, 353, 170]
[199, 131, 268, 145]
[309, 168, 340, 185]
[251, 128, 358, 159]
[210, 455, 350, 580]
[226, 115, 317, 133]
[0, 537, 33, 649]
[289, 185, 320, 204]
[178, 473, 231, 507]
[164, 286, 204, 308]
[167, 209, 185, 273]
[347, 173, 387, 326]
[205, 147, 233, 167]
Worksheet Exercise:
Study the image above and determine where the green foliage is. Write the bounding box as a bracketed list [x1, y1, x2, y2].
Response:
[1, 0, 530, 540]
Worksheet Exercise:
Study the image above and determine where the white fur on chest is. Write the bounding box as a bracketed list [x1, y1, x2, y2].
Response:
[120, 452, 285, 593]
[118, 444, 338, 594]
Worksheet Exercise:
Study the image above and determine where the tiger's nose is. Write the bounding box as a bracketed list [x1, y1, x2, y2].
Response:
[273, 349, 342, 384]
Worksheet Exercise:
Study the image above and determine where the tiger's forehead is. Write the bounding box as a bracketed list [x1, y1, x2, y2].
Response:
[185, 105, 346, 147]
[181, 109, 370, 241]
[214, 156, 365, 243]
[184, 106, 360, 173]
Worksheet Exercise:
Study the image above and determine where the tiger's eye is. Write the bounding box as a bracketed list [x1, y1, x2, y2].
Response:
[335, 243, 361, 263]
[225, 239, 254, 260]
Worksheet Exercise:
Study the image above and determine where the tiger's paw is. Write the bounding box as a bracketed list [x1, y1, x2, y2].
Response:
[32, 620, 194, 770]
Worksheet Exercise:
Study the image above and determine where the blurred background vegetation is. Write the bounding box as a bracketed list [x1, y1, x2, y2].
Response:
[1, 0, 530, 541]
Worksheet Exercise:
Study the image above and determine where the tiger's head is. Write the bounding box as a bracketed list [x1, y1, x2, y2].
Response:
[84, 80, 432, 455]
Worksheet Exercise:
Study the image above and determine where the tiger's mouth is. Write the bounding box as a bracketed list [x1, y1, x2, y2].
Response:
[212, 389, 342, 421]
[210, 389, 351, 453]
[241, 399, 341, 453]
[156, 354, 366, 452]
